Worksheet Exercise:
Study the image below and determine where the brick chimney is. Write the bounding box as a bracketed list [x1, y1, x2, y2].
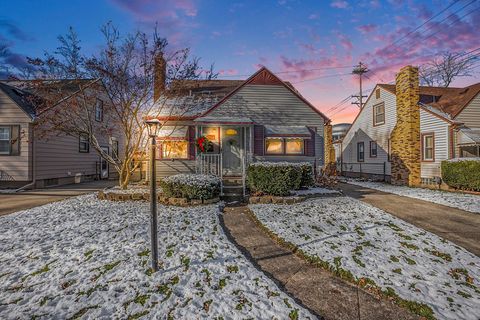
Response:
[153, 54, 166, 101]
[390, 65, 421, 186]
[324, 123, 335, 168]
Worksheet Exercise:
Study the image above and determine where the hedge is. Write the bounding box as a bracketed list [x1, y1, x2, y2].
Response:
[247, 162, 314, 196]
[441, 159, 480, 191]
[160, 174, 221, 200]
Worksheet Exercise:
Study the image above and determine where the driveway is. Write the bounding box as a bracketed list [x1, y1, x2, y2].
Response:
[338, 182, 480, 256]
[0, 180, 116, 216]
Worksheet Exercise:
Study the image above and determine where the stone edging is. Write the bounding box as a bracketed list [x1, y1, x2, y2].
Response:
[97, 190, 220, 206]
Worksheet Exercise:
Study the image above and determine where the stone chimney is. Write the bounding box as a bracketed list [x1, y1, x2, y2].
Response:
[390, 65, 421, 186]
[153, 54, 166, 101]
[324, 123, 335, 169]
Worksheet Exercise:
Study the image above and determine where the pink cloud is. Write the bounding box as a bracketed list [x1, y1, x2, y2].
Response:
[330, 0, 349, 9]
[218, 69, 238, 76]
[357, 24, 377, 34]
[338, 33, 353, 51]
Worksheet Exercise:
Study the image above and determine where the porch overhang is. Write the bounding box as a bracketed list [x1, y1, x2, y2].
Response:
[264, 125, 311, 138]
[194, 116, 254, 125]
[457, 128, 480, 146]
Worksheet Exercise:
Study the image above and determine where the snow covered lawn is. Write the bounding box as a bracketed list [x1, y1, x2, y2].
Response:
[0, 195, 314, 319]
[344, 179, 480, 214]
[250, 197, 480, 320]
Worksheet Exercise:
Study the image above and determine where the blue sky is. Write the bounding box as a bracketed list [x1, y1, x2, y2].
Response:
[1, 0, 479, 123]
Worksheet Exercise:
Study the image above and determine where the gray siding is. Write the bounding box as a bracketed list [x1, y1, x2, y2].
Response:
[206, 84, 326, 165]
[420, 109, 450, 178]
[341, 87, 396, 176]
[455, 93, 480, 128]
[0, 90, 32, 182]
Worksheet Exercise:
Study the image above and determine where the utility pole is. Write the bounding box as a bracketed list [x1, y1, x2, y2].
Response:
[352, 62, 368, 108]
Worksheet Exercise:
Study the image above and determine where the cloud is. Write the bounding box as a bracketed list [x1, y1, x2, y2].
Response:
[338, 33, 353, 51]
[356, 24, 377, 34]
[308, 14, 318, 20]
[218, 69, 238, 76]
[278, 55, 352, 82]
[0, 19, 33, 42]
[330, 1, 349, 9]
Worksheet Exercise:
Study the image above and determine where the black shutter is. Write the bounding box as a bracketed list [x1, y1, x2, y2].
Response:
[305, 126, 316, 156]
[10, 125, 20, 156]
[253, 125, 264, 156]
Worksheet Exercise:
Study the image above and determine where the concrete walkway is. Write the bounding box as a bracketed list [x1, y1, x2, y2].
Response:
[0, 180, 116, 216]
[338, 182, 480, 256]
[221, 206, 419, 320]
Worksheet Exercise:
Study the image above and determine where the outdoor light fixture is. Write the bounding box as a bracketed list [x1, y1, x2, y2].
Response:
[225, 128, 238, 136]
[145, 118, 161, 272]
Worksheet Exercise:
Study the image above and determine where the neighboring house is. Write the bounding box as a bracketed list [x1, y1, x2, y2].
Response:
[340, 65, 480, 186]
[0, 80, 122, 188]
[332, 123, 351, 166]
[148, 64, 330, 193]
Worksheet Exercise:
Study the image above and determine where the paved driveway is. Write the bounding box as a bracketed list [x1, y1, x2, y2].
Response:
[0, 180, 116, 216]
[339, 182, 480, 256]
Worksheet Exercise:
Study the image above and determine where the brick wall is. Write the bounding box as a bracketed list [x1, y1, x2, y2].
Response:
[324, 123, 335, 166]
[390, 66, 421, 186]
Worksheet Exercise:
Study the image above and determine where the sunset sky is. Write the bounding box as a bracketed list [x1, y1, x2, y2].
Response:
[1, 0, 479, 123]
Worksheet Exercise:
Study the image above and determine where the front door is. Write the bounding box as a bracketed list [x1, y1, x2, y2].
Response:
[222, 127, 243, 176]
[100, 146, 109, 179]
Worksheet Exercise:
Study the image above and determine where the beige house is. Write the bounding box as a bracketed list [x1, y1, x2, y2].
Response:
[339, 65, 480, 185]
[0, 80, 122, 189]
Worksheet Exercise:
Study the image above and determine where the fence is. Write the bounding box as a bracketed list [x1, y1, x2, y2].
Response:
[339, 162, 388, 182]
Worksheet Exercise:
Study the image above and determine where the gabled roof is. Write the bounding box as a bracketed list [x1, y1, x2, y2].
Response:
[378, 83, 480, 119]
[0, 82, 37, 119]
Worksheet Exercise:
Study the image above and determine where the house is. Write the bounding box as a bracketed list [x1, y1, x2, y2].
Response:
[0, 79, 122, 189]
[340, 65, 480, 186]
[332, 123, 351, 166]
[148, 62, 331, 193]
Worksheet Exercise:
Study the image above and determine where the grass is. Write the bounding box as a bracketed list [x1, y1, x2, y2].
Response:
[227, 265, 239, 273]
[400, 241, 419, 251]
[68, 306, 99, 320]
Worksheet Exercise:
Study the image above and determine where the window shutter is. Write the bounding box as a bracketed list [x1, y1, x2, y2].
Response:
[305, 127, 316, 156]
[253, 125, 264, 156]
[188, 126, 196, 160]
[10, 125, 20, 156]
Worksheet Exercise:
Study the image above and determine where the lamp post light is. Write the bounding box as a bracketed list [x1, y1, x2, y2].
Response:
[145, 118, 161, 272]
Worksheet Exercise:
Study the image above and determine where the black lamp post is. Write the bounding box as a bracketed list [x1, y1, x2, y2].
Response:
[145, 118, 161, 272]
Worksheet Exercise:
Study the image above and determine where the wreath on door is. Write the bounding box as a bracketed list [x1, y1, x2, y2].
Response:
[228, 139, 237, 146]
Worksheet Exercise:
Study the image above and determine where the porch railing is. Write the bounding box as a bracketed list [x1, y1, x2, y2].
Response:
[196, 153, 223, 194]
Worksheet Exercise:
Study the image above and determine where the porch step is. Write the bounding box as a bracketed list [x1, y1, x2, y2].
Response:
[223, 177, 243, 186]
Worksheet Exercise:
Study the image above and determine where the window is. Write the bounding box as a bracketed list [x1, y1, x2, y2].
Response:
[203, 127, 219, 153]
[0, 125, 20, 156]
[160, 141, 188, 159]
[373, 102, 385, 126]
[79, 133, 90, 153]
[285, 138, 304, 154]
[370, 141, 377, 157]
[95, 99, 103, 122]
[357, 142, 365, 162]
[112, 138, 119, 160]
[265, 138, 284, 154]
[375, 88, 381, 99]
[422, 133, 434, 161]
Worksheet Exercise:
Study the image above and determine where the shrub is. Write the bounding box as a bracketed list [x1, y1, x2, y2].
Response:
[441, 159, 480, 191]
[160, 174, 221, 200]
[247, 162, 313, 196]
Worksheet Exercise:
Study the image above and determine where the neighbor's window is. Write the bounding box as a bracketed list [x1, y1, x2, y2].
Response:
[373, 102, 385, 126]
[375, 88, 381, 99]
[112, 138, 119, 160]
[95, 99, 104, 122]
[422, 133, 434, 161]
[265, 138, 284, 154]
[79, 133, 90, 153]
[357, 142, 365, 162]
[370, 141, 377, 157]
[0, 126, 11, 155]
[0, 125, 20, 156]
[161, 141, 188, 159]
[285, 138, 304, 154]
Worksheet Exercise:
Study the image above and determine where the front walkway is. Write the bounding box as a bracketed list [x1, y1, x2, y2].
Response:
[221, 205, 419, 320]
[339, 182, 480, 256]
[0, 180, 116, 216]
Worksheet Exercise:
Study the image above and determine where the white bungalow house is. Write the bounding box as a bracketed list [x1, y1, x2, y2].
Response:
[339, 65, 480, 185]
[147, 61, 330, 195]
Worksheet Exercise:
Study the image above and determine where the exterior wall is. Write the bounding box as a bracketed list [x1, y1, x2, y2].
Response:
[390, 66, 421, 186]
[341, 86, 396, 177]
[455, 93, 480, 128]
[420, 109, 450, 178]
[0, 90, 32, 185]
[205, 84, 325, 166]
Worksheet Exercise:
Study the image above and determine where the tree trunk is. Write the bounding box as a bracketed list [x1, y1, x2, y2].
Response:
[119, 161, 131, 190]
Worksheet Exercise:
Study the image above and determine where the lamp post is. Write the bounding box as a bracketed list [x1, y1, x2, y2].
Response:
[145, 118, 161, 272]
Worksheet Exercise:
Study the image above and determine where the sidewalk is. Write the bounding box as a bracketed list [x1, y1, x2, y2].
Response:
[338, 182, 480, 256]
[0, 180, 116, 216]
[221, 206, 419, 320]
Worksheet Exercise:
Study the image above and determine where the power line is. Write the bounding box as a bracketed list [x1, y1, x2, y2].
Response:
[291, 72, 352, 84]
[217, 65, 354, 78]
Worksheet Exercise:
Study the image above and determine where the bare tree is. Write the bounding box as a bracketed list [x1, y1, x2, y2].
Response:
[419, 51, 478, 87]
[24, 24, 216, 189]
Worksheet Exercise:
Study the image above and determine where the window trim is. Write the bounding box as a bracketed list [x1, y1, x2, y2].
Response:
[357, 141, 365, 162]
[95, 99, 104, 122]
[79, 133, 90, 153]
[264, 137, 306, 156]
[158, 139, 190, 160]
[0, 125, 20, 156]
[372, 102, 385, 126]
[421, 132, 435, 162]
[369, 141, 378, 158]
[0, 126, 12, 156]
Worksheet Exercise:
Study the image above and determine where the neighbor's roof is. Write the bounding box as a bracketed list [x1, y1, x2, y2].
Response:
[378, 83, 480, 119]
[0, 82, 37, 118]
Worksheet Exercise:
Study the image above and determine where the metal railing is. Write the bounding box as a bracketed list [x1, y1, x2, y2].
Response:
[196, 153, 223, 194]
[340, 162, 387, 181]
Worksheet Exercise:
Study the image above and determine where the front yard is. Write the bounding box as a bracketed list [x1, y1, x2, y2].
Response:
[250, 197, 480, 320]
[0, 195, 314, 319]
